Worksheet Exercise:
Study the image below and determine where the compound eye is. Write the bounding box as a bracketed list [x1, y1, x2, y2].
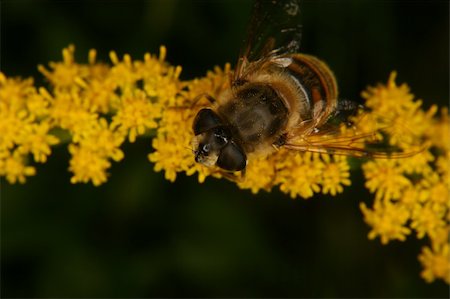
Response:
[213, 127, 230, 148]
[216, 142, 247, 172]
[193, 108, 223, 135]
[214, 134, 228, 147]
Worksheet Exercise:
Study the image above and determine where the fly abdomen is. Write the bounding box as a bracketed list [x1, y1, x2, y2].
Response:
[287, 53, 338, 123]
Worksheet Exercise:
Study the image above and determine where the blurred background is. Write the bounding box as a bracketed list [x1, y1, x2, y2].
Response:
[1, 0, 448, 297]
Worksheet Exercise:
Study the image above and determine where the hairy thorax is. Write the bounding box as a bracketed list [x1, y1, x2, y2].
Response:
[217, 82, 289, 154]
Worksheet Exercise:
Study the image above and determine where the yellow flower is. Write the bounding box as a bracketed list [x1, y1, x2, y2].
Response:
[66, 118, 125, 184]
[396, 149, 434, 175]
[436, 154, 450, 178]
[360, 201, 411, 244]
[319, 154, 351, 196]
[422, 172, 450, 213]
[77, 118, 125, 161]
[0, 72, 60, 183]
[237, 154, 277, 194]
[111, 89, 161, 143]
[68, 144, 110, 186]
[360, 73, 449, 284]
[148, 107, 195, 182]
[0, 74, 46, 116]
[38, 45, 88, 90]
[275, 151, 323, 199]
[0, 103, 28, 151]
[108, 52, 141, 90]
[360, 72, 436, 150]
[46, 88, 99, 137]
[149, 135, 191, 182]
[17, 121, 59, 163]
[399, 186, 427, 210]
[419, 243, 450, 284]
[427, 107, 450, 152]
[411, 202, 446, 239]
[0, 151, 36, 184]
[362, 72, 417, 119]
[363, 159, 412, 201]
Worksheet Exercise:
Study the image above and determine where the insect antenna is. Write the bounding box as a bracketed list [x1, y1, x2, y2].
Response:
[184, 145, 194, 152]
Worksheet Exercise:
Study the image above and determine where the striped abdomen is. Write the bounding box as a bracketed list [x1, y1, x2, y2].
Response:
[286, 53, 338, 125]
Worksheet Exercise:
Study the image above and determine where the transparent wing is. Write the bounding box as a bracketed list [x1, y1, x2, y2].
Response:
[233, 0, 303, 83]
[284, 106, 428, 158]
[284, 132, 424, 159]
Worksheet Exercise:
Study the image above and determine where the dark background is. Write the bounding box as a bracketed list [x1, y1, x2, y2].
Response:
[1, 0, 449, 297]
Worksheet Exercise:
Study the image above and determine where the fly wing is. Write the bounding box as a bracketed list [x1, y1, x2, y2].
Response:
[233, 0, 303, 84]
[284, 131, 425, 159]
[284, 106, 428, 158]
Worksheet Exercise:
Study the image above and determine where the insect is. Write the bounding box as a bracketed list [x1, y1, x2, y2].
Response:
[191, 0, 420, 173]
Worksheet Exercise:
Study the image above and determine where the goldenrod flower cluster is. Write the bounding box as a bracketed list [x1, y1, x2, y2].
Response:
[1, 45, 180, 185]
[0, 74, 58, 183]
[358, 74, 450, 284]
[0, 46, 448, 283]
